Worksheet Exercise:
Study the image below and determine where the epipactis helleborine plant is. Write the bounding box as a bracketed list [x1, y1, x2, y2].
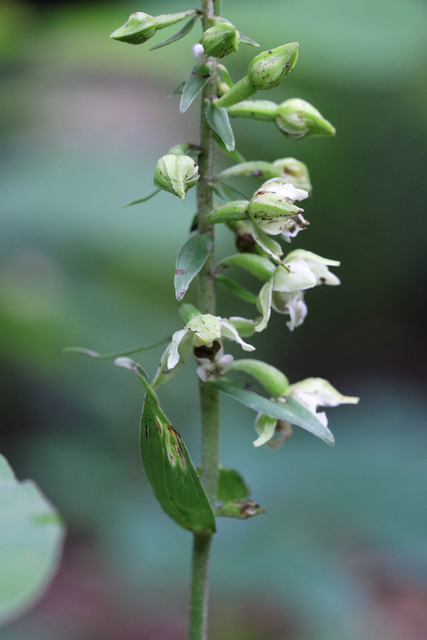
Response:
[74, 3, 360, 639]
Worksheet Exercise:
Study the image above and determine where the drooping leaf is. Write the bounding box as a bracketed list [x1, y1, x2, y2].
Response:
[123, 188, 161, 207]
[174, 233, 213, 301]
[217, 467, 250, 502]
[239, 32, 260, 47]
[180, 63, 212, 114]
[208, 378, 335, 445]
[204, 100, 235, 151]
[0, 455, 64, 627]
[140, 392, 216, 533]
[150, 15, 199, 50]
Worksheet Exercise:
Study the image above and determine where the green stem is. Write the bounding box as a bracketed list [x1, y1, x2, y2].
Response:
[189, 1, 220, 639]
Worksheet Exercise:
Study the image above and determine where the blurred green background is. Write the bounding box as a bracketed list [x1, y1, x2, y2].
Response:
[1, 0, 427, 638]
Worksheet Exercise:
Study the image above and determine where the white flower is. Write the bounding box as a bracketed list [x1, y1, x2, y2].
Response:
[287, 378, 359, 427]
[253, 378, 358, 449]
[167, 313, 254, 370]
[255, 251, 340, 332]
[195, 344, 234, 382]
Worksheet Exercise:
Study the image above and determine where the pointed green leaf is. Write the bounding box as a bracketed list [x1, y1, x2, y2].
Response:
[211, 182, 249, 204]
[168, 80, 185, 96]
[180, 64, 212, 114]
[204, 100, 235, 151]
[213, 132, 245, 163]
[239, 32, 260, 47]
[217, 467, 250, 502]
[174, 233, 213, 301]
[217, 64, 234, 88]
[0, 455, 64, 626]
[216, 275, 258, 304]
[123, 188, 161, 207]
[209, 378, 335, 446]
[150, 15, 199, 50]
[140, 393, 216, 533]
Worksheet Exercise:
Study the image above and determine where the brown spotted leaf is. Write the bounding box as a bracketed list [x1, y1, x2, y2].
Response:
[140, 391, 216, 533]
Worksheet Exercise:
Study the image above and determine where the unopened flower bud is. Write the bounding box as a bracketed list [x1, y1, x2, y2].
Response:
[272, 158, 312, 192]
[248, 43, 299, 90]
[154, 154, 199, 202]
[110, 9, 197, 45]
[275, 99, 336, 139]
[200, 19, 240, 58]
[247, 178, 308, 234]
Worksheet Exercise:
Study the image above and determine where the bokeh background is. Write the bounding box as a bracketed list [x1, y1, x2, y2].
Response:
[1, 0, 427, 638]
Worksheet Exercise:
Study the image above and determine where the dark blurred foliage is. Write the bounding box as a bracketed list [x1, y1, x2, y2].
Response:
[1, 0, 427, 639]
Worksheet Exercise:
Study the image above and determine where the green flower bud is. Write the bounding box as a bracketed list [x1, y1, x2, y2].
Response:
[248, 43, 299, 90]
[230, 359, 289, 398]
[153, 154, 199, 202]
[275, 98, 336, 139]
[272, 158, 312, 192]
[201, 19, 240, 58]
[110, 10, 197, 45]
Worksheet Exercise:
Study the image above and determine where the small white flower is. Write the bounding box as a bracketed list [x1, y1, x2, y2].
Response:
[192, 43, 205, 61]
[287, 378, 359, 427]
[195, 345, 234, 382]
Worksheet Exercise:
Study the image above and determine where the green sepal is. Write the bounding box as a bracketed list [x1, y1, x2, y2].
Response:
[0, 455, 64, 626]
[208, 378, 335, 446]
[210, 182, 249, 204]
[254, 279, 273, 332]
[229, 359, 289, 398]
[216, 275, 258, 304]
[202, 200, 248, 227]
[150, 14, 199, 50]
[215, 499, 265, 519]
[217, 253, 275, 281]
[123, 188, 161, 207]
[239, 33, 260, 47]
[228, 316, 257, 337]
[141, 393, 216, 533]
[204, 100, 235, 151]
[179, 303, 201, 325]
[180, 63, 213, 114]
[174, 233, 213, 301]
[275, 98, 336, 140]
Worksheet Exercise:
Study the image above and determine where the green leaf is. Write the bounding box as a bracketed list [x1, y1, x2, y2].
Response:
[217, 466, 250, 502]
[239, 32, 260, 47]
[150, 15, 199, 50]
[174, 233, 213, 301]
[168, 80, 185, 96]
[0, 455, 64, 626]
[140, 393, 216, 533]
[123, 188, 161, 207]
[213, 132, 245, 163]
[180, 64, 212, 114]
[229, 359, 289, 398]
[208, 378, 335, 445]
[211, 182, 249, 203]
[216, 275, 258, 304]
[204, 100, 235, 151]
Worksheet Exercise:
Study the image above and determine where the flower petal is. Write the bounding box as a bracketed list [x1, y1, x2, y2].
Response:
[273, 260, 317, 292]
[220, 319, 255, 351]
[253, 413, 278, 447]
